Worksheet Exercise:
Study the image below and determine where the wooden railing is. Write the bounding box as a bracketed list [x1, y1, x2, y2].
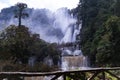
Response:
[0, 67, 120, 80]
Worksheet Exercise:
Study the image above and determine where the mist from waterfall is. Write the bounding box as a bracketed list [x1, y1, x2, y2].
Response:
[1, 8, 76, 43]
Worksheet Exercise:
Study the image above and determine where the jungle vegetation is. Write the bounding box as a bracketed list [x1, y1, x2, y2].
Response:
[74, 0, 120, 67]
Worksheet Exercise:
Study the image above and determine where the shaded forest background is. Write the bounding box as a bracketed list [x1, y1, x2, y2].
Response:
[74, 0, 120, 67]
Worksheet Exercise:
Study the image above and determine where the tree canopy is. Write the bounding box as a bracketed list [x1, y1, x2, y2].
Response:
[14, 3, 28, 26]
[0, 25, 61, 71]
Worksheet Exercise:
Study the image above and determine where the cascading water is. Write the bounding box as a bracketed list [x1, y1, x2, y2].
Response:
[61, 21, 88, 71]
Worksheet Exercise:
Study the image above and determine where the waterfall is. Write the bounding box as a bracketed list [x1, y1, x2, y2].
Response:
[61, 21, 88, 71]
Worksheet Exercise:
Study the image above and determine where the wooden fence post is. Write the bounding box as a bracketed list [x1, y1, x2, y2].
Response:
[63, 74, 66, 80]
[102, 71, 105, 80]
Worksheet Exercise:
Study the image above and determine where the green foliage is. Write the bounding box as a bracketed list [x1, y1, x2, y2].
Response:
[0, 25, 61, 71]
[0, 25, 32, 63]
[93, 16, 120, 66]
[74, 0, 120, 66]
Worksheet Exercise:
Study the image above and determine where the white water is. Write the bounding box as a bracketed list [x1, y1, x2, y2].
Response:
[60, 17, 88, 70]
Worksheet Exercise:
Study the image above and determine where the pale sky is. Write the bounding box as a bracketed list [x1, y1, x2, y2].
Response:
[0, 0, 79, 11]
